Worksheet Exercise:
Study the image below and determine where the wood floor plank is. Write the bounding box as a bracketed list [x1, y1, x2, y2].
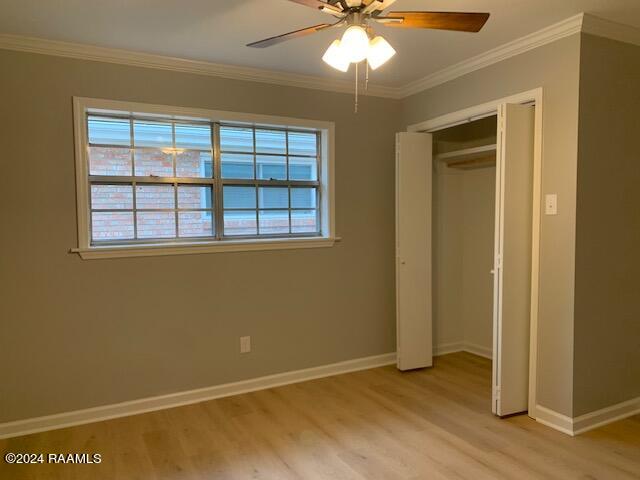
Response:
[1, 352, 638, 480]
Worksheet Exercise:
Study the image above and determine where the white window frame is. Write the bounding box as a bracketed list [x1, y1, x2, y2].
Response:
[71, 97, 336, 259]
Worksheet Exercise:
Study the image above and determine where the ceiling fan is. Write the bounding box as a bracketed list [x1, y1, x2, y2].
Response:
[247, 1, 489, 70]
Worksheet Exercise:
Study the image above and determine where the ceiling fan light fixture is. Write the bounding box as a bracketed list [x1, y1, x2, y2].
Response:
[367, 35, 396, 70]
[340, 25, 370, 63]
[247, 3, 490, 114]
[322, 39, 350, 72]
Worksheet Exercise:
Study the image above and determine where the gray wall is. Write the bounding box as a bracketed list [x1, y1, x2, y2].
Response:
[461, 167, 496, 352]
[432, 166, 496, 353]
[402, 34, 582, 416]
[432, 167, 465, 348]
[573, 34, 640, 416]
[0, 49, 401, 423]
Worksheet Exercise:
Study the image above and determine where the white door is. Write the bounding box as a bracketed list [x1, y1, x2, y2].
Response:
[396, 132, 433, 371]
[492, 104, 535, 416]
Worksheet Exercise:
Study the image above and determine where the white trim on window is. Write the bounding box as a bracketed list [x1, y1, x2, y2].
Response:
[72, 97, 336, 259]
[70, 237, 338, 260]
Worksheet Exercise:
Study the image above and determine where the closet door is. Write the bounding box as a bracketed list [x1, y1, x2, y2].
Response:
[396, 132, 433, 371]
[492, 104, 535, 416]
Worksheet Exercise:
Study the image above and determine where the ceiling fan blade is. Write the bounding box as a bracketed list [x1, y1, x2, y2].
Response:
[286, 0, 344, 14]
[363, 0, 398, 14]
[377, 11, 490, 32]
[247, 24, 332, 48]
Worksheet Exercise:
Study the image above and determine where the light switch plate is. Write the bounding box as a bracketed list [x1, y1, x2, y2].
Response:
[240, 336, 251, 354]
[545, 194, 558, 215]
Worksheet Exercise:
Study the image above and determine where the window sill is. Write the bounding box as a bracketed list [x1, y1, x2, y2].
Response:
[70, 236, 339, 260]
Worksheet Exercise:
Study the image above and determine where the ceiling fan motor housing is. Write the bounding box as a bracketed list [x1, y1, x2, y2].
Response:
[346, 12, 367, 28]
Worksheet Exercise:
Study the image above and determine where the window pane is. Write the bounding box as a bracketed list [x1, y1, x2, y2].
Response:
[256, 155, 286, 180]
[288, 131, 317, 156]
[259, 210, 289, 235]
[134, 121, 173, 148]
[178, 185, 211, 209]
[88, 117, 130, 146]
[291, 210, 318, 233]
[259, 187, 288, 209]
[175, 124, 211, 150]
[137, 211, 176, 239]
[91, 184, 133, 210]
[289, 156, 318, 181]
[89, 147, 132, 176]
[91, 211, 134, 241]
[224, 210, 257, 236]
[176, 151, 212, 178]
[220, 126, 253, 152]
[255, 129, 286, 154]
[178, 211, 213, 238]
[221, 153, 254, 179]
[291, 187, 317, 209]
[223, 186, 256, 209]
[134, 150, 174, 177]
[136, 185, 175, 209]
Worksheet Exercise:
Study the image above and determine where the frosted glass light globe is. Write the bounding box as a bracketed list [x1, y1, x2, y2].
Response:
[341, 26, 369, 63]
[322, 40, 350, 72]
[367, 36, 396, 70]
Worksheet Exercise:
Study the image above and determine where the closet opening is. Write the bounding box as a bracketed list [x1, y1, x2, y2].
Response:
[432, 115, 498, 407]
[397, 92, 540, 419]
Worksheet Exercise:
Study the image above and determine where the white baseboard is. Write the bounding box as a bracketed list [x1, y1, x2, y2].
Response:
[0, 352, 396, 440]
[573, 396, 640, 435]
[461, 342, 493, 360]
[535, 396, 640, 436]
[535, 405, 575, 435]
[433, 342, 466, 357]
[434, 341, 493, 360]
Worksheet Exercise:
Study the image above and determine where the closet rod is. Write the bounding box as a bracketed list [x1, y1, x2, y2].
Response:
[445, 157, 496, 170]
[435, 143, 497, 163]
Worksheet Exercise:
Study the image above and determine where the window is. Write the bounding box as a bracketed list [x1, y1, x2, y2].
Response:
[220, 125, 320, 237]
[73, 98, 335, 259]
[88, 117, 214, 243]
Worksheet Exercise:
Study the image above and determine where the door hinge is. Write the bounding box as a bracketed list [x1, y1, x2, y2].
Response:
[495, 254, 502, 270]
[494, 386, 501, 400]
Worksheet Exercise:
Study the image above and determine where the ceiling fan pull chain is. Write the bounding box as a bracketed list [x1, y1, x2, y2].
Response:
[354, 61, 359, 114]
[365, 59, 370, 92]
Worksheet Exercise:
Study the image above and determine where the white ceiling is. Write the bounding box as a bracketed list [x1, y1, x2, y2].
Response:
[1, 0, 639, 87]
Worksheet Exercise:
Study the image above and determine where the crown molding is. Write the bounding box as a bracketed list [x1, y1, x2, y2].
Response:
[581, 13, 640, 47]
[0, 33, 402, 99]
[399, 13, 585, 98]
[1, 13, 638, 101]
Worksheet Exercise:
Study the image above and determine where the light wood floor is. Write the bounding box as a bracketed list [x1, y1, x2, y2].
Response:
[1, 352, 639, 479]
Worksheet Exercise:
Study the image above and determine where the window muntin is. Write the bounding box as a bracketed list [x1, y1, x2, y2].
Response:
[86, 114, 321, 245]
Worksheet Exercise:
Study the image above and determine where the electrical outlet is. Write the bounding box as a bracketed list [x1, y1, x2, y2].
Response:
[240, 336, 251, 354]
[545, 194, 558, 215]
